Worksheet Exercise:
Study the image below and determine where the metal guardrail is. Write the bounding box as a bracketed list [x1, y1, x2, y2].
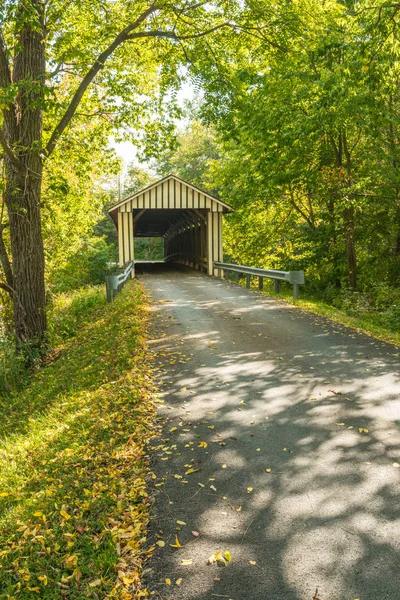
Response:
[105, 262, 134, 302]
[214, 261, 305, 300]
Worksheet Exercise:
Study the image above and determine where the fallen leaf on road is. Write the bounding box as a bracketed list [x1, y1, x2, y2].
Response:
[265, 469, 271, 473]
[177, 520, 186, 525]
[165, 578, 171, 586]
[181, 559, 193, 565]
[176, 578, 183, 586]
[198, 442, 208, 448]
[170, 535, 181, 549]
[192, 531, 199, 537]
[249, 560, 257, 565]
[185, 468, 200, 475]
[247, 487, 253, 493]
[207, 550, 232, 566]
[156, 540, 165, 547]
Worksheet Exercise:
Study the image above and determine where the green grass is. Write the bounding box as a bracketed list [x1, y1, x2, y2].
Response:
[237, 277, 400, 348]
[0, 282, 157, 599]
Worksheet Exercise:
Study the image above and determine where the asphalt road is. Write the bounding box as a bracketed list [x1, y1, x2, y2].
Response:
[139, 264, 400, 600]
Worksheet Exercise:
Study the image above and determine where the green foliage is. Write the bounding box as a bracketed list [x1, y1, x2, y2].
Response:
[135, 238, 164, 261]
[50, 236, 117, 293]
[151, 0, 400, 316]
[156, 120, 220, 193]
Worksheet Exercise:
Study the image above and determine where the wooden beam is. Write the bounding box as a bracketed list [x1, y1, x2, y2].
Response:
[134, 209, 146, 224]
[192, 208, 207, 223]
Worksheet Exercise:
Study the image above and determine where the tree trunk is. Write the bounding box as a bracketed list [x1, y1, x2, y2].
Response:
[4, 163, 46, 344]
[2, 1, 47, 345]
[343, 205, 357, 289]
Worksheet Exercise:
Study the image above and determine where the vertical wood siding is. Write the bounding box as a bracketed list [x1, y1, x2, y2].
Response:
[115, 176, 229, 276]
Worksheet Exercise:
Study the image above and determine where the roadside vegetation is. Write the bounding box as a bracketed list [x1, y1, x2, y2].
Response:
[0, 282, 157, 599]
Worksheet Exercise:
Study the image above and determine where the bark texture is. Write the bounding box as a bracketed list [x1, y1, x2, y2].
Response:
[2, 2, 46, 343]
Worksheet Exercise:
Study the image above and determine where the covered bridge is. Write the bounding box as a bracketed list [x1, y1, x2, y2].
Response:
[108, 174, 233, 277]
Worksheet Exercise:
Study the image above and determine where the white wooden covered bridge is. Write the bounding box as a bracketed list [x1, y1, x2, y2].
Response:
[108, 174, 233, 276]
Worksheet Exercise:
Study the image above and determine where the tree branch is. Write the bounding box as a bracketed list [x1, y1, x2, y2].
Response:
[126, 23, 230, 42]
[44, 2, 161, 157]
[0, 281, 13, 297]
[0, 128, 20, 169]
[0, 223, 14, 290]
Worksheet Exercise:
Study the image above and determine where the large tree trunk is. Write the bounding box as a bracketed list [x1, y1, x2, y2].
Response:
[2, 1, 47, 345]
[4, 162, 46, 344]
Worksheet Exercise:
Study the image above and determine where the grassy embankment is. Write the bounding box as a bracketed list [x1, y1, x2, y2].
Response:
[0, 282, 157, 599]
[237, 277, 400, 348]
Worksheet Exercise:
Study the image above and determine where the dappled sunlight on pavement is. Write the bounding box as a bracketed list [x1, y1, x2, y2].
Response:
[142, 264, 400, 600]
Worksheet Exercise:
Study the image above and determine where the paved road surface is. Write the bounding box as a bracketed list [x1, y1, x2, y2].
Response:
[140, 264, 400, 600]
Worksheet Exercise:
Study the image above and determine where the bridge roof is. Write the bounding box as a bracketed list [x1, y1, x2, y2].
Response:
[108, 174, 233, 218]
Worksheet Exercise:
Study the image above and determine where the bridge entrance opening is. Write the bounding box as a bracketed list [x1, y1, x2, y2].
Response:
[108, 175, 233, 277]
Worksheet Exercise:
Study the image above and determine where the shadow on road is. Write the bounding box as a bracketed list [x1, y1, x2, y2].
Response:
[141, 264, 400, 600]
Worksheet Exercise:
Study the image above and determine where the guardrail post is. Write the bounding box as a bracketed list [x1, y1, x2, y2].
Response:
[105, 276, 112, 302]
[274, 280, 280, 294]
[258, 277, 263, 291]
[105, 275, 119, 302]
[246, 274, 251, 289]
[293, 283, 299, 301]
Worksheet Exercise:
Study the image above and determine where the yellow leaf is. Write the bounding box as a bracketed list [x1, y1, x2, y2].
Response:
[156, 540, 165, 547]
[247, 487, 253, 493]
[65, 554, 78, 568]
[249, 560, 257, 565]
[165, 578, 171, 586]
[177, 520, 186, 525]
[176, 578, 183, 586]
[221, 464, 227, 469]
[0, 492, 9, 497]
[33, 511, 43, 517]
[122, 577, 135, 585]
[173, 474, 182, 479]
[198, 442, 208, 448]
[89, 579, 102, 587]
[181, 559, 193, 565]
[224, 551, 232, 563]
[265, 469, 271, 473]
[208, 425, 215, 430]
[169, 427, 177, 433]
[170, 535, 181, 549]
[336, 423, 345, 426]
[185, 468, 199, 475]
[60, 510, 71, 520]
[38, 575, 48, 585]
